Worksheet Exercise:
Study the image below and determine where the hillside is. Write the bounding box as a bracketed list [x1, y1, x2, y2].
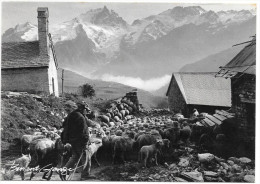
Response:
[179, 45, 244, 72]
[152, 84, 169, 97]
[1, 92, 66, 153]
[58, 69, 168, 109]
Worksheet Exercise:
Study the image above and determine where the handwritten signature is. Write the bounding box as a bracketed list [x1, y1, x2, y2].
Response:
[9, 163, 74, 175]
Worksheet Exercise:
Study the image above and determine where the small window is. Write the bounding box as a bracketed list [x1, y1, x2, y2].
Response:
[52, 77, 55, 94]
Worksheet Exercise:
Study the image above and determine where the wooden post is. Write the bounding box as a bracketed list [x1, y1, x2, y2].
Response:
[61, 69, 64, 95]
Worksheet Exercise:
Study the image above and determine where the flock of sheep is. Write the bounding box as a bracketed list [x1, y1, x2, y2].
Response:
[1, 95, 226, 181]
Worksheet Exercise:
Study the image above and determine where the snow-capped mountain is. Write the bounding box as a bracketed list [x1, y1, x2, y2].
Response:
[2, 22, 38, 42]
[122, 6, 256, 48]
[2, 6, 256, 79]
[51, 6, 128, 58]
[78, 6, 128, 28]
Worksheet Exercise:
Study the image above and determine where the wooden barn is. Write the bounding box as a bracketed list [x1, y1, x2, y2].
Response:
[166, 72, 231, 117]
[217, 36, 256, 152]
[1, 7, 59, 96]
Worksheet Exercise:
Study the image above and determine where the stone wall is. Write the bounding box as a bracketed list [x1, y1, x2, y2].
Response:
[125, 91, 140, 111]
[232, 74, 255, 130]
[167, 77, 187, 115]
[2, 67, 49, 93]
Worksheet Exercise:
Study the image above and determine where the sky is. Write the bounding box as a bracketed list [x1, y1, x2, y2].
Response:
[1, 1, 256, 33]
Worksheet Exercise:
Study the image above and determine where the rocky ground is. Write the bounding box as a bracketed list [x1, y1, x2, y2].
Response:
[9, 145, 255, 182]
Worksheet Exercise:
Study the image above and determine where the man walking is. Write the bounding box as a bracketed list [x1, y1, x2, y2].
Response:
[61, 101, 90, 180]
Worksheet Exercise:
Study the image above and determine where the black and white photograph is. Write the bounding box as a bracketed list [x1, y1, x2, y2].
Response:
[0, 0, 258, 182]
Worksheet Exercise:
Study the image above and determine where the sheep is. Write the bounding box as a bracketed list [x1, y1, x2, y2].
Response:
[83, 138, 103, 177]
[138, 140, 164, 168]
[114, 116, 120, 122]
[33, 132, 43, 136]
[136, 130, 162, 150]
[21, 134, 46, 154]
[179, 122, 192, 145]
[112, 132, 135, 164]
[46, 131, 60, 141]
[98, 115, 110, 124]
[120, 110, 126, 117]
[116, 112, 123, 120]
[29, 138, 56, 180]
[1, 154, 31, 180]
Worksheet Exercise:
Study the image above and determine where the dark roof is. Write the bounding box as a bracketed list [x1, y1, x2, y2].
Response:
[1, 41, 49, 69]
[166, 72, 231, 107]
[197, 110, 235, 127]
[220, 38, 256, 75]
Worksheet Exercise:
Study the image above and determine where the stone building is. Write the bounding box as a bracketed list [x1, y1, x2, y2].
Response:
[125, 89, 140, 110]
[1, 7, 59, 96]
[217, 36, 256, 145]
[166, 72, 231, 117]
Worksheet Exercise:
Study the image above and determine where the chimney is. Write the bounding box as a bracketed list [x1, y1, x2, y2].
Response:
[37, 7, 49, 56]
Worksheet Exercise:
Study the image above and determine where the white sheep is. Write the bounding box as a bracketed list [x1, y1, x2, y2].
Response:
[2, 154, 31, 180]
[83, 138, 103, 176]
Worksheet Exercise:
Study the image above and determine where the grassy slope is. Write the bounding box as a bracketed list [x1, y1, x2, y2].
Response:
[58, 69, 168, 109]
[1, 94, 66, 151]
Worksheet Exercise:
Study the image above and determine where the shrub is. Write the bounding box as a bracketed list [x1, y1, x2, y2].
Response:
[79, 83, 95, 98]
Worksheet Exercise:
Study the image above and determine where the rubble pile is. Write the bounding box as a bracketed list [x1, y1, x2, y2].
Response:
[123, 149, 254, 182]
[97, 92, 140, 127]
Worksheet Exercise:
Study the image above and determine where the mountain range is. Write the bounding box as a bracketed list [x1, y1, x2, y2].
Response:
[2, 5, 256, 90]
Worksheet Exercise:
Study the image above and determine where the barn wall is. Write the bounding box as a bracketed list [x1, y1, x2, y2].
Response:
[48, 49, 59, 96]
[232, 74, 255, 130]
[230, 74, 255, 159]
[1, 67, 49, 93]
[167, 77, 187, 114]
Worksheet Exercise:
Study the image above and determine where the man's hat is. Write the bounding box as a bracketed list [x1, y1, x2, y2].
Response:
[65, 100, 78, 110]
[77, 101, 89, 110]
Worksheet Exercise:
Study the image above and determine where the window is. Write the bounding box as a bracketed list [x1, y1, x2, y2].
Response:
[52, 77, 55, 94]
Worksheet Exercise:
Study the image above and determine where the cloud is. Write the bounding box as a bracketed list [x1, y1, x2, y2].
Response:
[100, 74, 171, 92]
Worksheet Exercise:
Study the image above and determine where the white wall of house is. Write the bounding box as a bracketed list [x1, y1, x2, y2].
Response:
[48, 49, 59, 96]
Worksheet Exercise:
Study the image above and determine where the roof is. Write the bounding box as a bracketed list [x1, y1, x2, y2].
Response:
[198, 110, 235, 127]
[218, 38, 256, 76]
[1, 41, 49, 69]
[166, 72, 231, 107]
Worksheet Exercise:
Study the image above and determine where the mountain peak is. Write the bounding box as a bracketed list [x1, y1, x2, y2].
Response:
[78, 6, 128, 28]
[14, 22, 35, 31]
[160, 6, 206, 20]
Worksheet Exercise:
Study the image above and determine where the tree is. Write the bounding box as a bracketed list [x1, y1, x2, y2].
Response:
[79, 83, 95, 98]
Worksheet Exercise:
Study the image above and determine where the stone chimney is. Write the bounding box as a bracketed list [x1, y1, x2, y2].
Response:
[37, 7, 49, 56]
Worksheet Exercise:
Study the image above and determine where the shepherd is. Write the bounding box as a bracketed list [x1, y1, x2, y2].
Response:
[61, 101, 91, 180]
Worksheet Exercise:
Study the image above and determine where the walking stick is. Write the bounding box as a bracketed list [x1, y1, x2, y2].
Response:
[67, 150, 84, 181]
[67, 140, 90, 181]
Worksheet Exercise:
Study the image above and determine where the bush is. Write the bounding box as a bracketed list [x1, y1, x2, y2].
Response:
[79, 83, 95, 98]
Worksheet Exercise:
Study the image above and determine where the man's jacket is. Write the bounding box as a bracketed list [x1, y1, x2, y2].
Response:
[61, 110, 89, 145]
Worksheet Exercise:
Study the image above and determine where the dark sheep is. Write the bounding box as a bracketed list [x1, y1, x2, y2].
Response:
[112, 135, 135, 164]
